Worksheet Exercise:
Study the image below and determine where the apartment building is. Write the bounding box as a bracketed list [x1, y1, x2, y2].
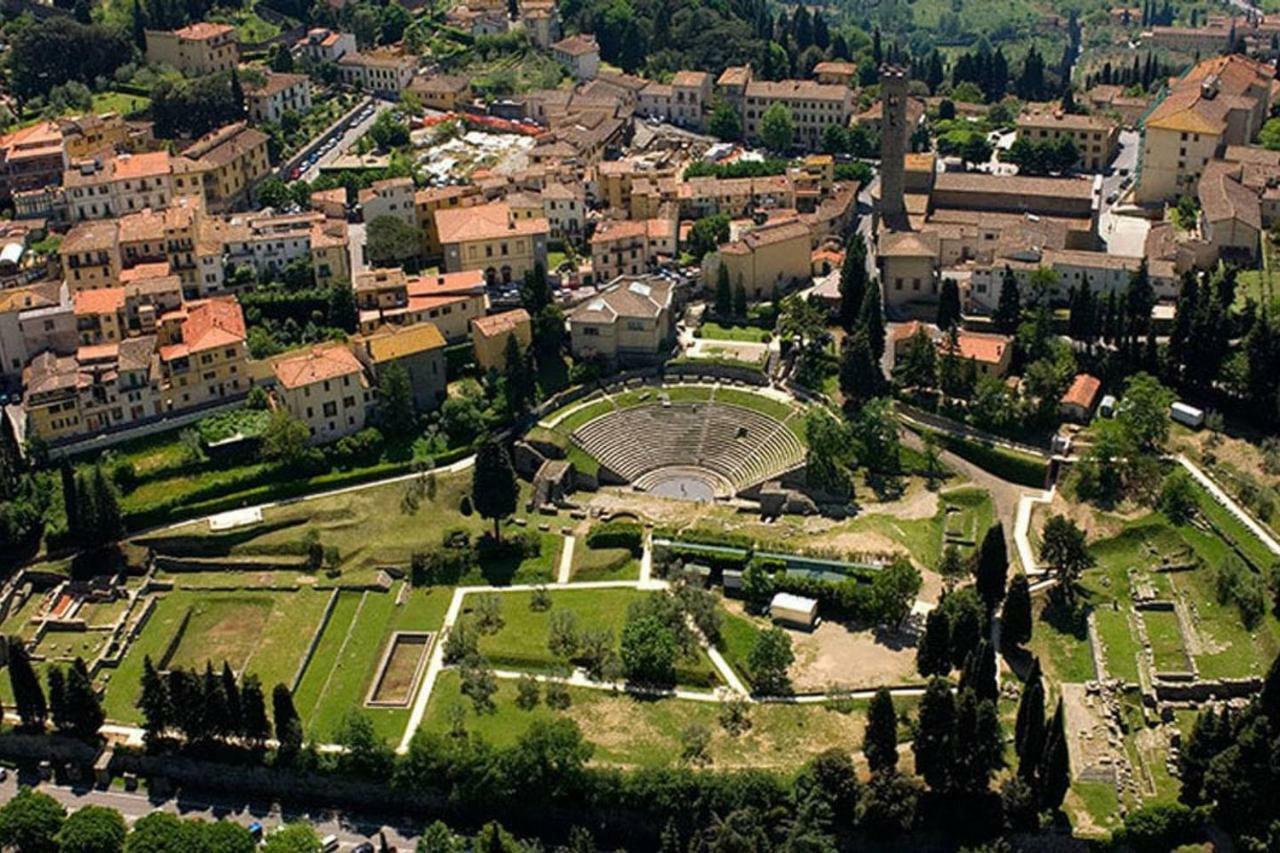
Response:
[294, 28, 357, 64]
[812, 61, 858, 87]
[541, 181, 585, 239]
[636, 71, 711, 130]
[568, 276, 674, 365]
[435, 201, 549, 284]
[0, 122, 66, 200]
[414, 185, 483, 257]
[221, 210, 351, 285]
[58, 113, 151, 160]
[1016, 109, 1120, 171]
[23, 296, 248, 444]
[61, 221, 123, 291]
[589, 218, 674, 282]
[178, 122, 271, 212]
[272, 344, 369, 443]
[359, 176, 417, 227]
[1135, 53, 1272, 203]
[0, 282, 65, 379]
[552, 34, 600, 81]
[407, 74, 473, 112]
[244, 72, 313, 124]
[353, 267, 488, 339]
[63, 151, 174, 222]
[145, 23, 238, 75]
[72, 270, 183, 346]
[741, 80, 854, 152]
[338, 49, 417, 95]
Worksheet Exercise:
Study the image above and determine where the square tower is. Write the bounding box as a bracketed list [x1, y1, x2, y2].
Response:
[878, 64, 909, 230]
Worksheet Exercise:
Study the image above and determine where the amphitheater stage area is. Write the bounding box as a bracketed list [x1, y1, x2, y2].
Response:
[633, 466, 731, 501]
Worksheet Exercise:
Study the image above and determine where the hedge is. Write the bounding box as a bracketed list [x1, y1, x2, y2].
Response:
[931, 432, 1048, 488]
[653, 527, 755, 549]
[585, 521, 643, 553]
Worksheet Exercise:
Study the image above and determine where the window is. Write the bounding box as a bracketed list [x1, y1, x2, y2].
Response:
[323, 401, 337, 417]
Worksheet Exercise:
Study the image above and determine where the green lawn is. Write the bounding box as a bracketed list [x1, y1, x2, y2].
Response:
[1094, 607, 1141, 683]
[303, 583, 455, 743]
[571, 546, 639, 582]
[555, 398, 617, 433]
[102, 589, 331, 724]
[90, 91, 150, 116]
[698, 322, 772, 343]
[469, 588, 720, 688]
[717, 608, 767, 687]
[712, 387, 799, 423]
[422, 671, 908, 770]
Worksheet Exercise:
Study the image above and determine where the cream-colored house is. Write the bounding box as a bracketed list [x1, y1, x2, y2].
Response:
[568, 276, 674, 365]
[435, 201, 549, 285]
[703, 219, 811, 300]
[272, 344, 369, 443]
[145, 23, 238, 75]
[472, 308, 532, 372]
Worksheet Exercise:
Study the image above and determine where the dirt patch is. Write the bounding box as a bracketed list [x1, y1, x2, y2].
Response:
[787, 619, 924, 692]
[370, 633, 431, 704]
[858, 483, 940, 521]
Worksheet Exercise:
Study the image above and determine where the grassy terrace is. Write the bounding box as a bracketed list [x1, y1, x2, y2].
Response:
[696, 322, 772, 343]
[571, 546, 639, 582]
[468, 588, 721, 688]
[422, 671, 917, 770]
[294, 583, 454, 743]
[101, 589, 331, 724]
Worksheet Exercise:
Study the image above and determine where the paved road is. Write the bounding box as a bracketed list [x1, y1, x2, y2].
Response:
[296, 99, 395, 183]
[0, 774, 421, 851]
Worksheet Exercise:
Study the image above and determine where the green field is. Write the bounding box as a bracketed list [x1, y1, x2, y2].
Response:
[571, 546, 639, 582]
[1142, 610, 1189, 673]
[698, 322, 772, 343]
[286, 584, 454, 743]
[102, 590, 331, 723]
[716, 608, 768, 687]
[422, 671, 912, 770]
[1094, 607, 1141, 683]
[468, 588, 721, 688]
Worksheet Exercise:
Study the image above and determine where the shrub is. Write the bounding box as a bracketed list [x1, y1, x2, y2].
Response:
[1111, 803, 1205, 853]
[585, 521, 643, 553]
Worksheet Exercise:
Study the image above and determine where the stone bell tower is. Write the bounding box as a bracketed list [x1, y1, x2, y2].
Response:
[878, 64, 909, 231]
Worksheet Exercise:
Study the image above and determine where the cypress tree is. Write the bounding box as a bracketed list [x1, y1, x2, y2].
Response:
[1015, 658, 1047, 775]
[8, 637, 47, 729]
[947, 592, 983, 670]
[959, 638, 998, 702]
[47, 667, 68, 733]
[913, 677, 954, 791]
[59, 462, 77, 536]
[1002, 573, 1033, 649]
[860, 285, 886, 361]
[202, 662, 229, 741]
[715, 264, 732, 316]
[936, 278, 961, 331]
[995, 266, 1021, 333]
[1038, 698, 1070, 810]
[90, 465, 123, 545]
[273, 683, 303, 762]
[975, 523, 1008, 613]
[221, 661, 242, 738]
[241, 675, 271, 747]
[863, 688, 898, 773]
[139, 655, 171, 743]
[917, 606, 951, 677]
[838, 234, 867, 332]
[65, 658, 104, 739]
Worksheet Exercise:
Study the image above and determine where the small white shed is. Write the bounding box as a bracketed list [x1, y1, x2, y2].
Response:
[1171, 401, 1205, 429]
[770, 592, 819, 629]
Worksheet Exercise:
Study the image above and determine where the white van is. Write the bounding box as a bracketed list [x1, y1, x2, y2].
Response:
[321, 835, 340, 852]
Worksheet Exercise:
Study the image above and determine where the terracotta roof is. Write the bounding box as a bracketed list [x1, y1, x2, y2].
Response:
[406, 269, 486, 297]
[273, 344, 363, 389]
[591, 219, 648, 244]
[942, 331, 1010, 364]
[933, 172, 1096, 200]
[245, 71, 310, 98]
[181, 122, 269, 168]
[159, 297, 245, 360]
[472, 308, 530, 337]
[1061, 373, 1101, 409]
[717, 66, 751, 87]
[812, 61, 857, 76]
[171, 22, 235, 40]
[434, 202, 547, 243]
[552, 34, 598, 56]
[745, 80, 849, 102]
[120, 261, 172, 282]
[64, 151, 170, 187]
[73, 287, 125, 316]
[671, 71, 709, 88]
[361, 322, 446, 362]
[1199, 160, 1262, 232]
[61, 221, 119, 254]
[879, 229, 939, 258]
[1145, 53, 1272, 134]
[1017, 109, 1117, 132]
[409, 74, 471, 95]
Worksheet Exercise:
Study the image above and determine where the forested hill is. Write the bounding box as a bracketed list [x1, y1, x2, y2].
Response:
[557, 0, 854, 78]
